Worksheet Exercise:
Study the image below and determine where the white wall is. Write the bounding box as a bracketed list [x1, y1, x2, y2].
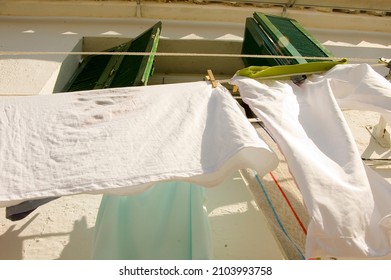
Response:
[1, 15, 390, 95]
[0, 17, 246, 95]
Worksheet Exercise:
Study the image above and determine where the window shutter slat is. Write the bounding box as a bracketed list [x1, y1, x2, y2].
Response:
[242, 12, 333, 67]
[63, 21, 162, 92]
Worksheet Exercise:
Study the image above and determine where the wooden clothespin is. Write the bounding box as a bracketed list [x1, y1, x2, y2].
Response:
[379, 57, 391, 80]
[205, 69, 218, 88]
[379, 57, 391, 68]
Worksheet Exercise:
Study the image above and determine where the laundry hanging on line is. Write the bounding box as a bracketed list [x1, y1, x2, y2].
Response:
[231, 63, 391, 260]
[0, 81, 278, 208]
[92, 181, 212, 260]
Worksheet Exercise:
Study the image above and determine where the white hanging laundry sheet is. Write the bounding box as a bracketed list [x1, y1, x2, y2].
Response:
[231, 64, 391, 259]
[0, 81, 278, 208]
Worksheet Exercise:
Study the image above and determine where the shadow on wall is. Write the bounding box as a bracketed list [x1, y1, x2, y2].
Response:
[204, 173, 285, 260]
[0, 214, 39, 260]
[0, 213, 95, 260]
[57, 216, 95, 260]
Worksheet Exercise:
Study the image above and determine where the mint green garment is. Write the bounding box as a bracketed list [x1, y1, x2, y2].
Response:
[92, 181, 213, 260]
[236, 59, 347, 80]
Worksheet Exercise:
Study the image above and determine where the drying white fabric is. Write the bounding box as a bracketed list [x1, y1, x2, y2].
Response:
[0, 81, 278, 208]
[231, 64, 391, 259]
[319, 64, 391, 124]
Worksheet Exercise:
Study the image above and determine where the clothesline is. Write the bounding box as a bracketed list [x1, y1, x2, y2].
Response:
[0, 50, 385, 66]
[217, 70, 326, 85]
[0, 81, 279, 208]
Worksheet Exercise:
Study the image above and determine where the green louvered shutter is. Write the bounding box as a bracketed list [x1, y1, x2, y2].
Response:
[241, 13, 333, 67]
[63, 21, 161, 92]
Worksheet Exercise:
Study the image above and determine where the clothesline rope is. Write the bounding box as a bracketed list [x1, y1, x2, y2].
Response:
[0, 51, 384, 65]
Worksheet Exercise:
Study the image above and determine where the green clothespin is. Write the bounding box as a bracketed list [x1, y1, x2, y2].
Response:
[236, 59, 348, 80]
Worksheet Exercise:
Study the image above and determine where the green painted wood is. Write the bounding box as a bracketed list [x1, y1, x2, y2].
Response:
[242, 12, 333, 67]
[241, 17, 291, 67]
[94, 42, 129, 89]
[254, 13, 307, 64]
[111, 21, 161, 88]
[141, 28, 160, 85]
[63, 21, 162, 92]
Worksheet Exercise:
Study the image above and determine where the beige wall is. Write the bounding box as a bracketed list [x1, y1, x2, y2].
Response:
[0, 17, 246, 95]
[0, 7, 390, 95]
